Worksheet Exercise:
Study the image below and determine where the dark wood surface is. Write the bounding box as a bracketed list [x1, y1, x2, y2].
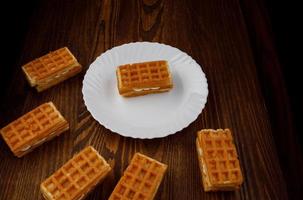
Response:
[0, 0, 302, 199]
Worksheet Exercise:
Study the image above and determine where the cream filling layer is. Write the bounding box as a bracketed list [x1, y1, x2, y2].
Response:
[198, 146, 208, 180]
[133, 87, 160, 92]
[19, 131, 57, 152]
[33, 138, 46, 146]
[196, 139, 211, 189]
[20, 145, 31, 152]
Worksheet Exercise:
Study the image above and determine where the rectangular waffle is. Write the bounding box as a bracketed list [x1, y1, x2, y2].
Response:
[196, 129, 243, 191]
[108, 152, 167, 200]
[40, 146, 111, 200]
[22, 47, 82, 92]
[0, 102, 69, 157]
[116, 60, 173, 97]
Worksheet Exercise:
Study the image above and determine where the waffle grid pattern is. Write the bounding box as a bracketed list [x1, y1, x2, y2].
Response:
[23, 47, 76, 81]
[109, 153, 167, 200]
[1, 102, 65, 151]
[41, 146, 110, 200]
[198, 129, 243, 187]
[118, 60, 170, 86]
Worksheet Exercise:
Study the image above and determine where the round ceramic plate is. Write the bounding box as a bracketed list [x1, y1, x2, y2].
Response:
[82, 42, 208, 139]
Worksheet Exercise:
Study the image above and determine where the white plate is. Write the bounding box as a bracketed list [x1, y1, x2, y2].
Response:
[82, 42, 208, 139]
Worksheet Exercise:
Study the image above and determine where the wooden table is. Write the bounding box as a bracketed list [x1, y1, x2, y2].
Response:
[1, 0, 302, 199]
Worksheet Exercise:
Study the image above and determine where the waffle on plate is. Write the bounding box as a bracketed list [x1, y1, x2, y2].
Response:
[116, 60, 173, 97]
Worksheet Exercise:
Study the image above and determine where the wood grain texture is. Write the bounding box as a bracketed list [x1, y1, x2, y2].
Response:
[0, 0, 298, 199]
[239, 0, 303, 199]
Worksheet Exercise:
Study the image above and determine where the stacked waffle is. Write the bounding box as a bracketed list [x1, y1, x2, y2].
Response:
[116, 60, 173, 97]
[109, 153, 167, 200]
[0, 102, 69, 157]
[40, 146, 111, 200]
[22, 47, 82, 92]
[196, 129, 243, 191]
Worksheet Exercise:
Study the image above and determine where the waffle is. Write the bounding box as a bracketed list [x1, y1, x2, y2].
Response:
[116, 60, 173, 97]
[41, 146, 111, 200]
[22, 47, 82, 92]
[109, 153, 167, 200]
[0, 102, 69, 157]
[196, 129, 243, 191]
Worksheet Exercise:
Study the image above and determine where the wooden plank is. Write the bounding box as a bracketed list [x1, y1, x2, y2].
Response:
[0, 0, 290, 199]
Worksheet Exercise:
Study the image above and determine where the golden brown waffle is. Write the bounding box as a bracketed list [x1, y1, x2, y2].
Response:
[196, 129, 243, 191]
[40, 146, 111, 200]
[109, 153, 167, 200]
[116, 60, 173, 97]
[22, 47, 82, 92]
[0, 102, 69, 157]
